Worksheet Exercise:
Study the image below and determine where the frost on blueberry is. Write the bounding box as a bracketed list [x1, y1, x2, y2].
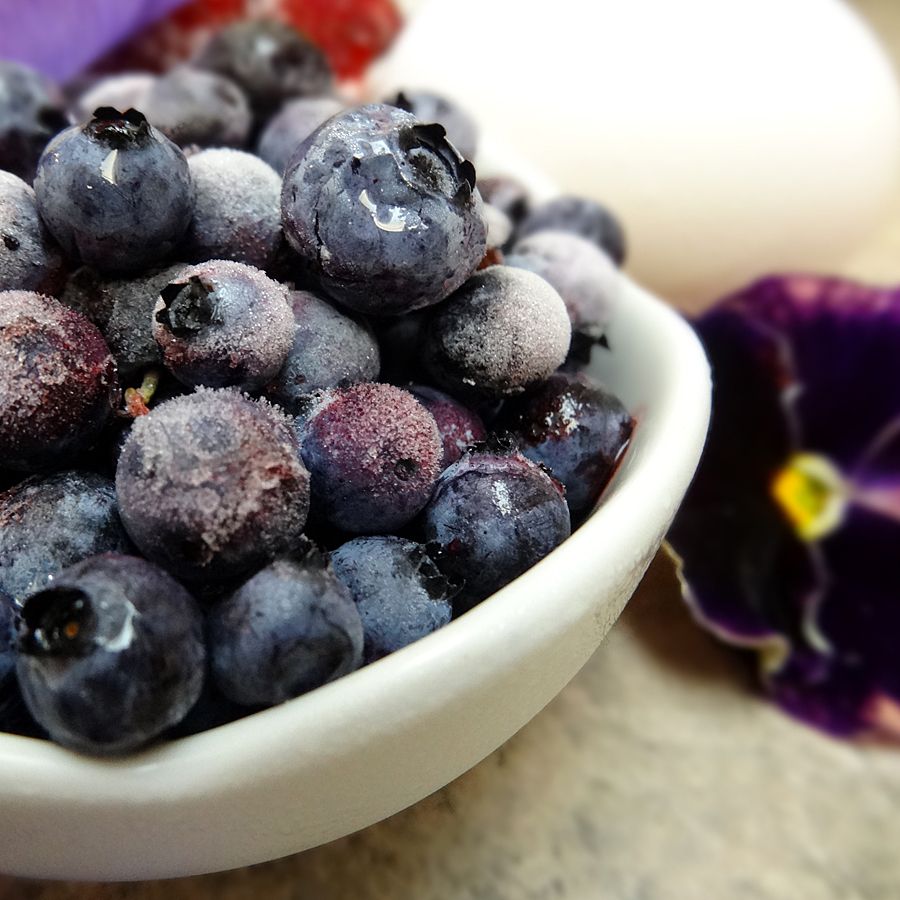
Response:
[209, 557, 364, 707]
[0, 290, 117, 471]
[0, 171, 66, 295]
[330, 536, 454, 662]
[116, 389, 310, 582]
[281, 104, 487, 315]
[299, 383, 443, 534]
[16, 554, 205, 755]
[0, 471, 131, 602]
[153, 260, 294, 391]
[423, 449, 571, 612]
[183, 149, 283, 270]
[33, 108, 194, 275]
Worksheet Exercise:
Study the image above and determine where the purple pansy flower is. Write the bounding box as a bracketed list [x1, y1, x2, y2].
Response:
[669, 275, 900, 739]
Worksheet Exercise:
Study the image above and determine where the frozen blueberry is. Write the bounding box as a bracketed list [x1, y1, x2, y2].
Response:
[141, 66, 251, 149]
[516, 196, 627, 266]
[506, 230, 620, 331]
[33, 108, 194, 275]
[299, 383, 443, 533]
[267, 290, 380, 409]
[408, 385, 486, 469]
[153, 260, 294, 391]
[0, 290, 117, 471]
[330, 537, 453, 662]
[500, 373, 633, 519]
[62, 263, 186, 377]
[0, 61, 67, 183]
[70, 73, 155, 123]
[423, 266, 571, 399]
[0, 471, 131, 603]
[209, 556, 364, 707]
[182, 149, 283, 270]
[0, 170, 66, 295]
[16, 554, 205, 755]
[385, 90, 478, 161]
[194, 20, 334, 123]
[116, 389, 309, 582]
[256, 96, 343, 175]
[477, 176, 530, 228]
[281, 104, 487, 315]
[422, 449, 571, 612]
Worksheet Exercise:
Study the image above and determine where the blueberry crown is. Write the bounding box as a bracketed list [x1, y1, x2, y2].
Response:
[86, 107, 152, 148]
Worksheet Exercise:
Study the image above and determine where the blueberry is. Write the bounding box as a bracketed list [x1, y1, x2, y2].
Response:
[0, 471, 131, 603]
[516, 196, 627, 266]
[299, 383, 443, 533]
[62, 263, 186, 378]
[423, 266, 571, 399]
[385, 90, 478, 161]
[153, 260, 294, 391]
[0, 170, 66, 295]
[0, 290, 117, 471]
[267, 290, 380, 409]
[0, 61, 67, 183]
[209, 556, 363, 707]
[182, 150, 283, 270]
[256, 96, 343, 175]
[140, 66, 251, 149]
[281, 104, 487, 315]
[500, 372, 633, 519]
[330, 537, 453, 662]
[407, 385, 486, 469]
[477, 176, 530, 228]
[506, 230, 620, 330]
[194, 20, 334, 123]
[422, 449, 571, 612]
[116, 389, 310, 582]
[16, 554, 205, 755]
[70, 73, 155, 124]
[33, 108, 194, 275]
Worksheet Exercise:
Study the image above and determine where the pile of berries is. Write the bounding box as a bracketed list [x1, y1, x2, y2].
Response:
[0, 18, 632, 755]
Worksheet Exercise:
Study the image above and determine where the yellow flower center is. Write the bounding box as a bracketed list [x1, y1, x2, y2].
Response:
[771, 453, 847, 542]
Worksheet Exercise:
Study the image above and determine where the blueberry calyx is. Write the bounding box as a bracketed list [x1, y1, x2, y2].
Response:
[19, 587, 96, 658]
[415, 542, 462, 601]
[398, 122, 476, 200]
[86, 107, 152, 148]
[469, 432, 518, 456]
[157, 276, 222, 336]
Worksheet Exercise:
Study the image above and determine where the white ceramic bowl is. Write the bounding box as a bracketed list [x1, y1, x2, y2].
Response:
[0, 152, 711, 881]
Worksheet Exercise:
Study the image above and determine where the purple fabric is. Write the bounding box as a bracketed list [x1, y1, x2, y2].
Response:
[0, 0, 188, 82]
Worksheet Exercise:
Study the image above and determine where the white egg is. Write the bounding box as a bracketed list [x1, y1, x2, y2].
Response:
[371, 0, 900, 309]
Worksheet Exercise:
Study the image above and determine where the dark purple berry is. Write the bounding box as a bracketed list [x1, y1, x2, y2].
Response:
[385, 90, 478, 161]
[506, 231, 620, 330]
[141, 66, 251, 148]
[299, 383, 443, 533]
[182, 150, 282, 269]
[500, 372, 633, 519]
[408, 385, 486, 469]
[16, 554, 205, 755]
[153, 260, 294, 391]
[33, 108, 194, 275]
[0, 170, 66, 295]
[516, 196, 627, 266]
[256, 96, 343, 175]
[0, 471, 131, 603]
[281, 104, 487, 315]
[422, 450, 571, 612]
[423, 266, 570, 399]
[0, 290, 117, 471]
[0, 61, 67, 183]
[116, 389, 309, 582]
[330, 536, 453, 662]
[194, 20, 334, 123]
[267, 289, 380, 409]
[209, 556, 363, 707]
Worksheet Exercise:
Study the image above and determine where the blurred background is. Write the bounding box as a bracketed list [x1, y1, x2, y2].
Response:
[2, 0, 900, 897]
